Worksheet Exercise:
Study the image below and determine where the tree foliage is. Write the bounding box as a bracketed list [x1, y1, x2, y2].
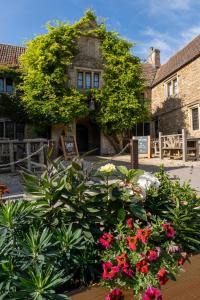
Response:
[19, 10, 148, 132]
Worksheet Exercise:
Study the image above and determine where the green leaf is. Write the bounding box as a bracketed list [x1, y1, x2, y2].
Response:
[117, 208, 126, 221]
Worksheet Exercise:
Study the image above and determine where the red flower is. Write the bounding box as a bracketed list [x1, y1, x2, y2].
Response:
[102, 262, 119, 280]
[99, 233, 114, 249]
[127, 235, 138, 251]
[178, 254, 187, 266]
[136, 259, 149, 273]
[127, 218, 134, 230]
[142, 286, 162, 300]
[105, 288, 123, 300]
[122, 265, 134, 278]
[137, 228, 151, 244]
[116, 253, 128, 267]
[157, 268, 169, 286]
[146, 249, 158, 262]
[162, 223, 176, 238]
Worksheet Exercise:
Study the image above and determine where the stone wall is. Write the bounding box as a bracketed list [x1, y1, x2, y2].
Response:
[151, 56, 200, 138]
[68, 35, 104, 89]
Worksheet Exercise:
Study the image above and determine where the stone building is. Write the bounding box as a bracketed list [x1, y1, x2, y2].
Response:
[149, 35, 200, 139]
[2, 31, 200, 154]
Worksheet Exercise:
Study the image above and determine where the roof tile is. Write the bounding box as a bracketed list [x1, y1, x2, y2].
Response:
[0, 44, 25, 66]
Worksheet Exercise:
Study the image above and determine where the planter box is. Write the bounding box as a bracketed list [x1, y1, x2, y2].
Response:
[69, 255, 200, 300]
[70, 286, 134, 300]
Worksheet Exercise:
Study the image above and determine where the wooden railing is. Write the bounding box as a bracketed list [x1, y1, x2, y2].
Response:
[0, 138, 49, 173]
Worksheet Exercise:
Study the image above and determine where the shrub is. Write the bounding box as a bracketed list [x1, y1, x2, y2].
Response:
[145, 167, 200, 252]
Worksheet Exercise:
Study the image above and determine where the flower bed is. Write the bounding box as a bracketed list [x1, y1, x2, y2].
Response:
[0, 161, 199, 299]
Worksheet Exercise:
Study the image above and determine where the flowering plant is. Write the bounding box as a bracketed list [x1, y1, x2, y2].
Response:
[100, 216, 187, 300]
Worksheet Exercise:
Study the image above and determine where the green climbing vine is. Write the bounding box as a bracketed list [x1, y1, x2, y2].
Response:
[19, 10, 148, 141]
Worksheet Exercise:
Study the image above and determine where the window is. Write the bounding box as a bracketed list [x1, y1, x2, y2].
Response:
[166, 77, 178, 97]
[77, 72, 83, 89]
[173, 79, 178, 95]
[191, 107, 199, 130]
[0, 79, 3, 92]
[0, 78, 13, 94]
[85, 73, 91, 89]
[6, 78, 13, 93]
[167, 81, 173, 97]
[132, 122, 150, 136]
[94, 73, 100, 88]
[76, 71, 101, 89]
[0, 120, 25, 139]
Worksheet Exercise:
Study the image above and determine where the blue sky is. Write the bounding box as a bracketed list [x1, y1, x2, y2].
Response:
[1, 0, 200, 63]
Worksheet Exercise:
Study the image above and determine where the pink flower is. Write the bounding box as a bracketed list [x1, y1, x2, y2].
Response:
[142, 286, 162, 300]
[105, 288, 123, 300]
[162, 223, 176, 238]
[122, 266, 134, 278]
[99, 233, 114, 249]
[102, 262, 119, 280]
[127, 218, 134, 230]
[146, 249, 158, 262]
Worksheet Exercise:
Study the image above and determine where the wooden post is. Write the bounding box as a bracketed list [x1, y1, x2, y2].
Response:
[39, 142, 45, 165]
[148, 136, 151, 159]
[182, 128, 187, 162]
[9, 141, 15, 173]
[130, 137, 139, 169]
[159, 132, 163, 159]
[26, 142, 31, 171]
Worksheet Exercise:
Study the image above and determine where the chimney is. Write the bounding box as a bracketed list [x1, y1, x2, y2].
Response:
[147, 47, 160, 68]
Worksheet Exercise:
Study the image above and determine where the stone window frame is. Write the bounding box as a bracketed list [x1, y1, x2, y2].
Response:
[75, 67, 102, 90]
[190, 104, 200, 131]
[0, 118, 25, 139]
[0, 78, 14, 94]
[164, 75, 178, 98]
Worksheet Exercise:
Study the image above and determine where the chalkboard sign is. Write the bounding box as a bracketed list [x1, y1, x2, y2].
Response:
[132, 136, 151, 158]
[137, 136, 148, 154]
[60, 135, 79, 160]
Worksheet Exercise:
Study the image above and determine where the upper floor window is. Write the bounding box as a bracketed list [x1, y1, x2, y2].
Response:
[94, 73, 100, 88]
[166, 77, 178, 97]
[77, 72, 83, 89]
[77, 71, 100, 89]
[191, 106, 199, 131]
[0, 78, 14, 94]
[85, 73, 91, 89]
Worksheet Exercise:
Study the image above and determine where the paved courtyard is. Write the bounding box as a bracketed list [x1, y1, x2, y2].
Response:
[0, 155, 200, 195]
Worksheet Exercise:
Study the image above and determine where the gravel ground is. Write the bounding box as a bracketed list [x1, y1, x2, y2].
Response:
[0, 155, 199, 195]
